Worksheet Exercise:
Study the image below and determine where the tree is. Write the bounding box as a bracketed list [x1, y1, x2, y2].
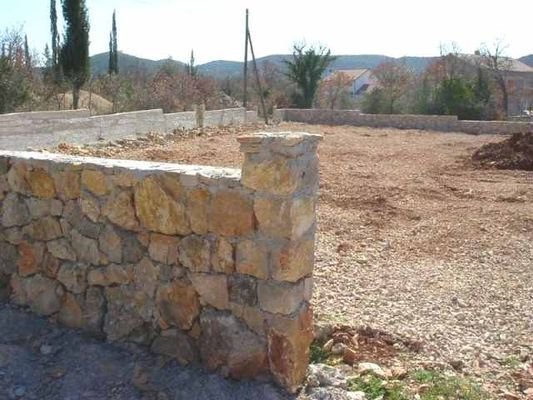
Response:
[60, 0, 90, 109]
[0, 28, 31, 113]
[284, 44, 335, 108]
[316, 71, 353, 109]
[50, 0, 62, 83]
[371, 61, 412, 113]
[23, 35, 31, 68]
[108, 10, 118, 75]
[187, 49, 197, 77]
[480, 40, 511, 117]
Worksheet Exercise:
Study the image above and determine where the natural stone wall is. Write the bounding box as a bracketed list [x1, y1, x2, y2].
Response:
[0, 108, 258, 151]
[275, 108, 533, 134]
[0, 131, 321, 392]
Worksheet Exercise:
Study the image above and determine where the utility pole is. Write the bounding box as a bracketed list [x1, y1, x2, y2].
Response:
[243, 9, 249, 108]
[243, 9, 268, 124]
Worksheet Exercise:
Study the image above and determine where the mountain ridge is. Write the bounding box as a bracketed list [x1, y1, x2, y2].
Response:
[90, 52, 532, 78]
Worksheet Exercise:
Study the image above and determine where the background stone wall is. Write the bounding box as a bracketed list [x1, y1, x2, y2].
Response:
[275, 109, 533, 134]
[0, 108, 258, 150]
[0, 131, 320, 392]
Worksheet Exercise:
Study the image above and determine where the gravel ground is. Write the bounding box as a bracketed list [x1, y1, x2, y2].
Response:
[0, 302, 289, 400]
[51, 122, 533, 397]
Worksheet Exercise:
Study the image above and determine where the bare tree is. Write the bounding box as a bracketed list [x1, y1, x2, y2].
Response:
[480, 40, 512, 117]
[372, 61, 412, 113]
[317, 71, 353, 109]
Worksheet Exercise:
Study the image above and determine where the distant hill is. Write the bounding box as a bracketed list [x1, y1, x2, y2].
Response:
[89, 52, 530, 79]
[519, 54, 533, 67]
[90, 52, 185, 76]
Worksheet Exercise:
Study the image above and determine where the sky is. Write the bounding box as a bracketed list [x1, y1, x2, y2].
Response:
[1, 0, 532, 64]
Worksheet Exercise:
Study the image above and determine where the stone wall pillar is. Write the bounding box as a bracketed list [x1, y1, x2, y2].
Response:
[238, 131, 322, 392]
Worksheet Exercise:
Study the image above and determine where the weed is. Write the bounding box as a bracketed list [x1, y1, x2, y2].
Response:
[348, 375, 408, 400]
[309, 342, 329, 364]
[411, 369, 490, 400]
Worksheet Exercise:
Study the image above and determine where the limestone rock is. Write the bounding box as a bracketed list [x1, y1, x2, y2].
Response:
[122, 234, 145, 263]
[209, 190, 254, 236]
[7, 162, 30, 194]
[23, 274, 65, 316]
[102, 190, 139, 230]
[148, 233, 179, 265]
[271, 239, 314, 282]
[87, 264, 132, 286]
[25, 217, 63, 241]
[26, 198, 63, 219]
[81, 170, 108, 196]
[258, 280, 304, 315]
[212, 237, 234, 274]
[267, 305, 314, 392]
[254, 196, 315, 239]
[47, 239, 76, 261]
[134, 175, 190, 235]
[71, 230, 100, 265]
[80, 193, 100, 223]
[104, 286, 146, 341]
[156, 280, 200, 330]
[190, 273, 229, 310]
[151, 331, 198, 365]
[17, 241, 44, 277]
[187, 187, 209, 234]
[236, 240, 269, 279]
[199, 308, 268, 379]
[27, 168, 56, 198]
[2, 193, 30, 227]
[228, 274, 257, 307]
[99, 225, 122, 264]
[358, 362, 387, 379]
[57, 262, 88, 294]
[241, 157, 299, 195]
[133, 257, 159, 297]
[0, 242, 18, 275]
[178, 235, 210, 272]
[53, 170, 81, 200]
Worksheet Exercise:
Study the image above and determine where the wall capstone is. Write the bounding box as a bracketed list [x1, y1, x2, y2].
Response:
[0, 131, 321, 393]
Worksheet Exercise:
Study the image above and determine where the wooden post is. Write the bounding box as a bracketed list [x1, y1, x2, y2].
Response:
[243, 9, 249, 108]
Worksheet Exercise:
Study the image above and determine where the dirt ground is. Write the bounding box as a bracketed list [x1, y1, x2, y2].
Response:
[53, 123, 533, 398]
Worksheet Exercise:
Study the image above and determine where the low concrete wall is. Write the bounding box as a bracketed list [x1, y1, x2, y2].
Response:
[0, 131, 321, 392]
[0, 108, 258, 150]
[275, 109, 533, 134]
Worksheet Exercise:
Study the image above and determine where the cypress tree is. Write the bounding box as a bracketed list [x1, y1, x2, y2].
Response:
[108, 10, 118, 74]
[50, 0, 61, 81]
[24, 35, 30, 67]
[112, 10, 118, 74]
[60, 0, 90, 109]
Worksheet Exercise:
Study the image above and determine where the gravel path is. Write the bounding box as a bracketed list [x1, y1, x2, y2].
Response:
[52, 122, 533, 396]
[0, 303, 289, 400]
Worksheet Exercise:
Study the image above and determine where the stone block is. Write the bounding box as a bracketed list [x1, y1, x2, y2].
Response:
[178, 235, 210, 272]
[27, 168, 56, 198]
[190, 273, 229, 310]
[199, 308, 268, 379]
[71, 230, 100, 265]
[99, 225, 122, 264]
[228, 274, 257, 307]
[47, 238, 76, 261]
[236, 239, 269, 279]
[266, 304, 314, 392]
[187, 187, 209, 234]
[209, 190, 254, 236]
[148, 233, 179, 265]
[87, 264, 132, 286]
[57, 262, 88, 294]
[81, 169, 108, 196]
[271, 238, 314, 282]
[2, 193, 30, 227]
[103, 190, 139, 230]
[23, 274, 65, 316]
[134, 175, 190, 235]
[53, 170, 81, 200]
[17, 241, 45, 277]
[257, 280, 305, 315]
[156, 280, 200, 330]
[151, 332, 198, 365]
[212, 237, 234, 274]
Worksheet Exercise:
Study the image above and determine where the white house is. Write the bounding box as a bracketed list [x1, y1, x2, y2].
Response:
[324, 69, 376, 98]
